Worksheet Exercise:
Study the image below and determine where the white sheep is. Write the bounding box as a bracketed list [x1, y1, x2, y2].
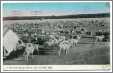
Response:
[95, 35, 104, 42]
[24, 43, 39, 62]
[70, 35, 81, 47]
[58, 39, 71, 56]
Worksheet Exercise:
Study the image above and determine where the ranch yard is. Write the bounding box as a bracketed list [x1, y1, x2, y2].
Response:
[3, 18, 110, 65]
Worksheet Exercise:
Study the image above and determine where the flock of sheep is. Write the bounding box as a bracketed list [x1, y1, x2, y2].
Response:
[4, 19, 109, 63]
[13, 27, 105, 63]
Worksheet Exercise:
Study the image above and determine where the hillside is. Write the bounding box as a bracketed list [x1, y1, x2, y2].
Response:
[3, 13, 110, 20]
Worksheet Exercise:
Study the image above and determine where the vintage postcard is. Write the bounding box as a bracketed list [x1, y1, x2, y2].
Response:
[1, 1, 112, 72]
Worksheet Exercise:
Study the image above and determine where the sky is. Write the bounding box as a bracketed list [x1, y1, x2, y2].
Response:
[3, 2, 110, 17]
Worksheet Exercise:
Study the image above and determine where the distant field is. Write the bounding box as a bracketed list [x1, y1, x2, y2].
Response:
[3, 17, 110, 32]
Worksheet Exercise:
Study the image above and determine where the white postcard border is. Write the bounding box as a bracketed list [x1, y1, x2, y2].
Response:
[1, 1, 112, 72]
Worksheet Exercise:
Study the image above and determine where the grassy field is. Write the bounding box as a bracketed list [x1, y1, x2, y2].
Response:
[3, 17, 110, 65]
[3, 40, 110, 65]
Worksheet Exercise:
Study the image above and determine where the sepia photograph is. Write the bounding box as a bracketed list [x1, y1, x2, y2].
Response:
[1, 1, 112, 72]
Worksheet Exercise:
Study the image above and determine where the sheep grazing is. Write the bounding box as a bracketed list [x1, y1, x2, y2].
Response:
[58, 36, 66, 42]
[70, 35, 81, 47]
[33, 44, 39, 55]
[46, 38, 57, 46]
[58, 40, 71, 56]
[24, 43, 39, 62]
[95, 35, 105, 42]
[46, 34, 65, 46]
[24, 43, 34, 62]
